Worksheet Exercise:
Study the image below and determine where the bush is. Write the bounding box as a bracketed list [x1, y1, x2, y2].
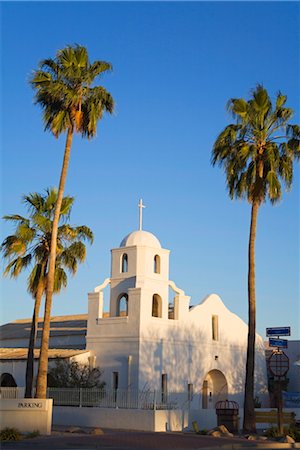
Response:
[286, 428, 300, 442]
[264, 426, 300, 442]
[47, 359, 105, 388]
[25, 430, 40, 439]
[0, 427, 21, 441]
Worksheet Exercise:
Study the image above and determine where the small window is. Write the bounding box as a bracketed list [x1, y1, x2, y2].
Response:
[154, 254, 160, 274]
[113, 371, 119, 391]
[202, 380, 208, 409]
[112, 371, 119, 401]
[152, 294, 162, 318]
[162, 373, 168, 403]
[212, 315, 219, 341]
[121, 253, 128, 273]
[188, 383, 193, 401]
[118, 294, 128, 316]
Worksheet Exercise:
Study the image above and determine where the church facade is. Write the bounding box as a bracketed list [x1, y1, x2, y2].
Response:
[86, 202, 269, 409]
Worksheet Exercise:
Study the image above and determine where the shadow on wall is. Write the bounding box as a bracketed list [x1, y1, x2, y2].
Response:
[138, 319, 268, 409]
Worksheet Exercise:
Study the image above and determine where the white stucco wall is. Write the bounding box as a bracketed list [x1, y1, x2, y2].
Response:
[87, 290, 268, 407]
[53, 406, 187, 431]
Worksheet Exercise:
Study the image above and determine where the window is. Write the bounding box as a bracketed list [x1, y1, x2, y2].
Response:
[112, 371, 119, 391]
[112, 371, 119, 401]
[118, 294, 128, 316]
[154, 254, 160, 274]
[161, 373, 168, 403]
[121, 253, 128, 273]
[212, 315, 219, 341]
[152, 294, 162, 318]
[202, 380, 208, 409]
[188, 383, 193, 401]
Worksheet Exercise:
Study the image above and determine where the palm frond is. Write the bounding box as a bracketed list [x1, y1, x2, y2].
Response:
[75, 226, 94, 243]
[4, 254, 32, 278]
[3, 214, 29, 225]
[54, 267, 67, 292]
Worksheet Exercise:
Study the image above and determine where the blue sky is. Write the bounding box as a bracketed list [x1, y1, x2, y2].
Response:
[1, 1, 299, 340]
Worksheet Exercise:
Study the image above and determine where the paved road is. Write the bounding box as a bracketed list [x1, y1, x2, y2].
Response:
[1, 429, 299, 450]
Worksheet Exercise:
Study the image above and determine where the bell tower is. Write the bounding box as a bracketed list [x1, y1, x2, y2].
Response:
[109, 199, 171, 321]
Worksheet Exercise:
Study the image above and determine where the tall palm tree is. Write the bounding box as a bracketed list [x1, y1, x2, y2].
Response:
[30, 45, 114, 398]
[1, 188, 93, 397]
[211, 85, 299, 432]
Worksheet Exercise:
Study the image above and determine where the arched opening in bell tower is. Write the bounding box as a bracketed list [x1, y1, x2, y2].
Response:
[121, 253, 128, 273]
[154, 255, 160, 274]
[152, 294, 162, 318]
[117, 293, 128, 316]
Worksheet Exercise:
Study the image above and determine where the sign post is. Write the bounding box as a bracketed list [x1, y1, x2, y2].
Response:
[266, 327, 290, 436]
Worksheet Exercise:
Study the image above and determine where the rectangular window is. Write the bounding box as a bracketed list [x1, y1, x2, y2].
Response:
[188, 383, 193, 401]
[212, 315, 219, 341]
[161, 373, 168, 403]
[113, 371, 119, 390]
[112, 371, 119, 402]
[202, 380, 208, 409]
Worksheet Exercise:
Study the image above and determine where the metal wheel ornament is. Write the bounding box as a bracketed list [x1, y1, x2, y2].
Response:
[268, 351, 289, 378]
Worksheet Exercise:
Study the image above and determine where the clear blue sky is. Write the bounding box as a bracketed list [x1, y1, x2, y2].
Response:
[1, 2, 299, 340]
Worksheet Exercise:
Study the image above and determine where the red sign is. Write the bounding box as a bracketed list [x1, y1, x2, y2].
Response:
[268, 351, 289, 377]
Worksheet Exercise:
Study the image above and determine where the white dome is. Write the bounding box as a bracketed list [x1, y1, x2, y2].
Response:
[120, 230, 161, 248]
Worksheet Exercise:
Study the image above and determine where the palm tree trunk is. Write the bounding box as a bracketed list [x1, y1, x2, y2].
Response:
[243, 201, 259, 433]
[35, 129, 73, 399]
[24, 280, 45, 398]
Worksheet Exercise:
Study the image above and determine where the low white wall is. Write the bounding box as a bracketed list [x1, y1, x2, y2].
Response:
[53, 407, 186, 432]
[189, 408, 218, 430]
[0, 399, 53, 435]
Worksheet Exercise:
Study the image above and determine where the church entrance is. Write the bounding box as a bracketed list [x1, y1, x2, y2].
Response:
[202, 369, 228, 409]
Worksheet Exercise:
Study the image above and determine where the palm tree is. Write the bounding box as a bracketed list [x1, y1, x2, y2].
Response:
[211, 85, 299, 432]
[30, 45, 114, 398]
[1, 188, 93, 397]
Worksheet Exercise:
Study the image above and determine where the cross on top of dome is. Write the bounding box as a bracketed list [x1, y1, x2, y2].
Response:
[138, 198, 146, 231]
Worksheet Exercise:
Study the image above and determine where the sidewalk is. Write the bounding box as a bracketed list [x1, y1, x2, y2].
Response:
[1, 427, 300, 450]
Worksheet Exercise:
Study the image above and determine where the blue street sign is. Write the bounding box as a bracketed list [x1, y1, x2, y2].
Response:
[269, 338, 288, 348]
[266, 327, 291, 337]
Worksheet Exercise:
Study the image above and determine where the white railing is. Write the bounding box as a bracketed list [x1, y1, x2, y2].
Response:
[46, 388, 185, 409]
[0, 387, 190, 410]
[0, 387, 25, 399]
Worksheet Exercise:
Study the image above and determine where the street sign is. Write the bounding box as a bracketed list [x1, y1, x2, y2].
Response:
[268, 351, 289, 378]
[266, 327, 291, 337]
[269, 338, 288, 348]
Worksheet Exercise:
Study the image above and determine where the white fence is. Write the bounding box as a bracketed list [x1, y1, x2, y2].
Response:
[0, 387, 25, 399]
[0, 387, 188, 410]
[47, 388, 185, 409]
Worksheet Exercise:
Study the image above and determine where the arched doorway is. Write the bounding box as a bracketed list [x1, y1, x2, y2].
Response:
[202, 369, 227, 409]
[0, 373, 17, 387]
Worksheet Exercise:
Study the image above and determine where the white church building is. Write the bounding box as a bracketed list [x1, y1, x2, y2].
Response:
[0, 200, 270, 423]
[86, 200, 269, 410]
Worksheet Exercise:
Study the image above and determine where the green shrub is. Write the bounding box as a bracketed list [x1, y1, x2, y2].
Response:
[0, 427, 21, 441]
[200, 428, 208, 435]
[286, 428, 300, 442]
[25, 430, 40, 439]
[264, 426, 300, 442]
[264, 426, 279, 438]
